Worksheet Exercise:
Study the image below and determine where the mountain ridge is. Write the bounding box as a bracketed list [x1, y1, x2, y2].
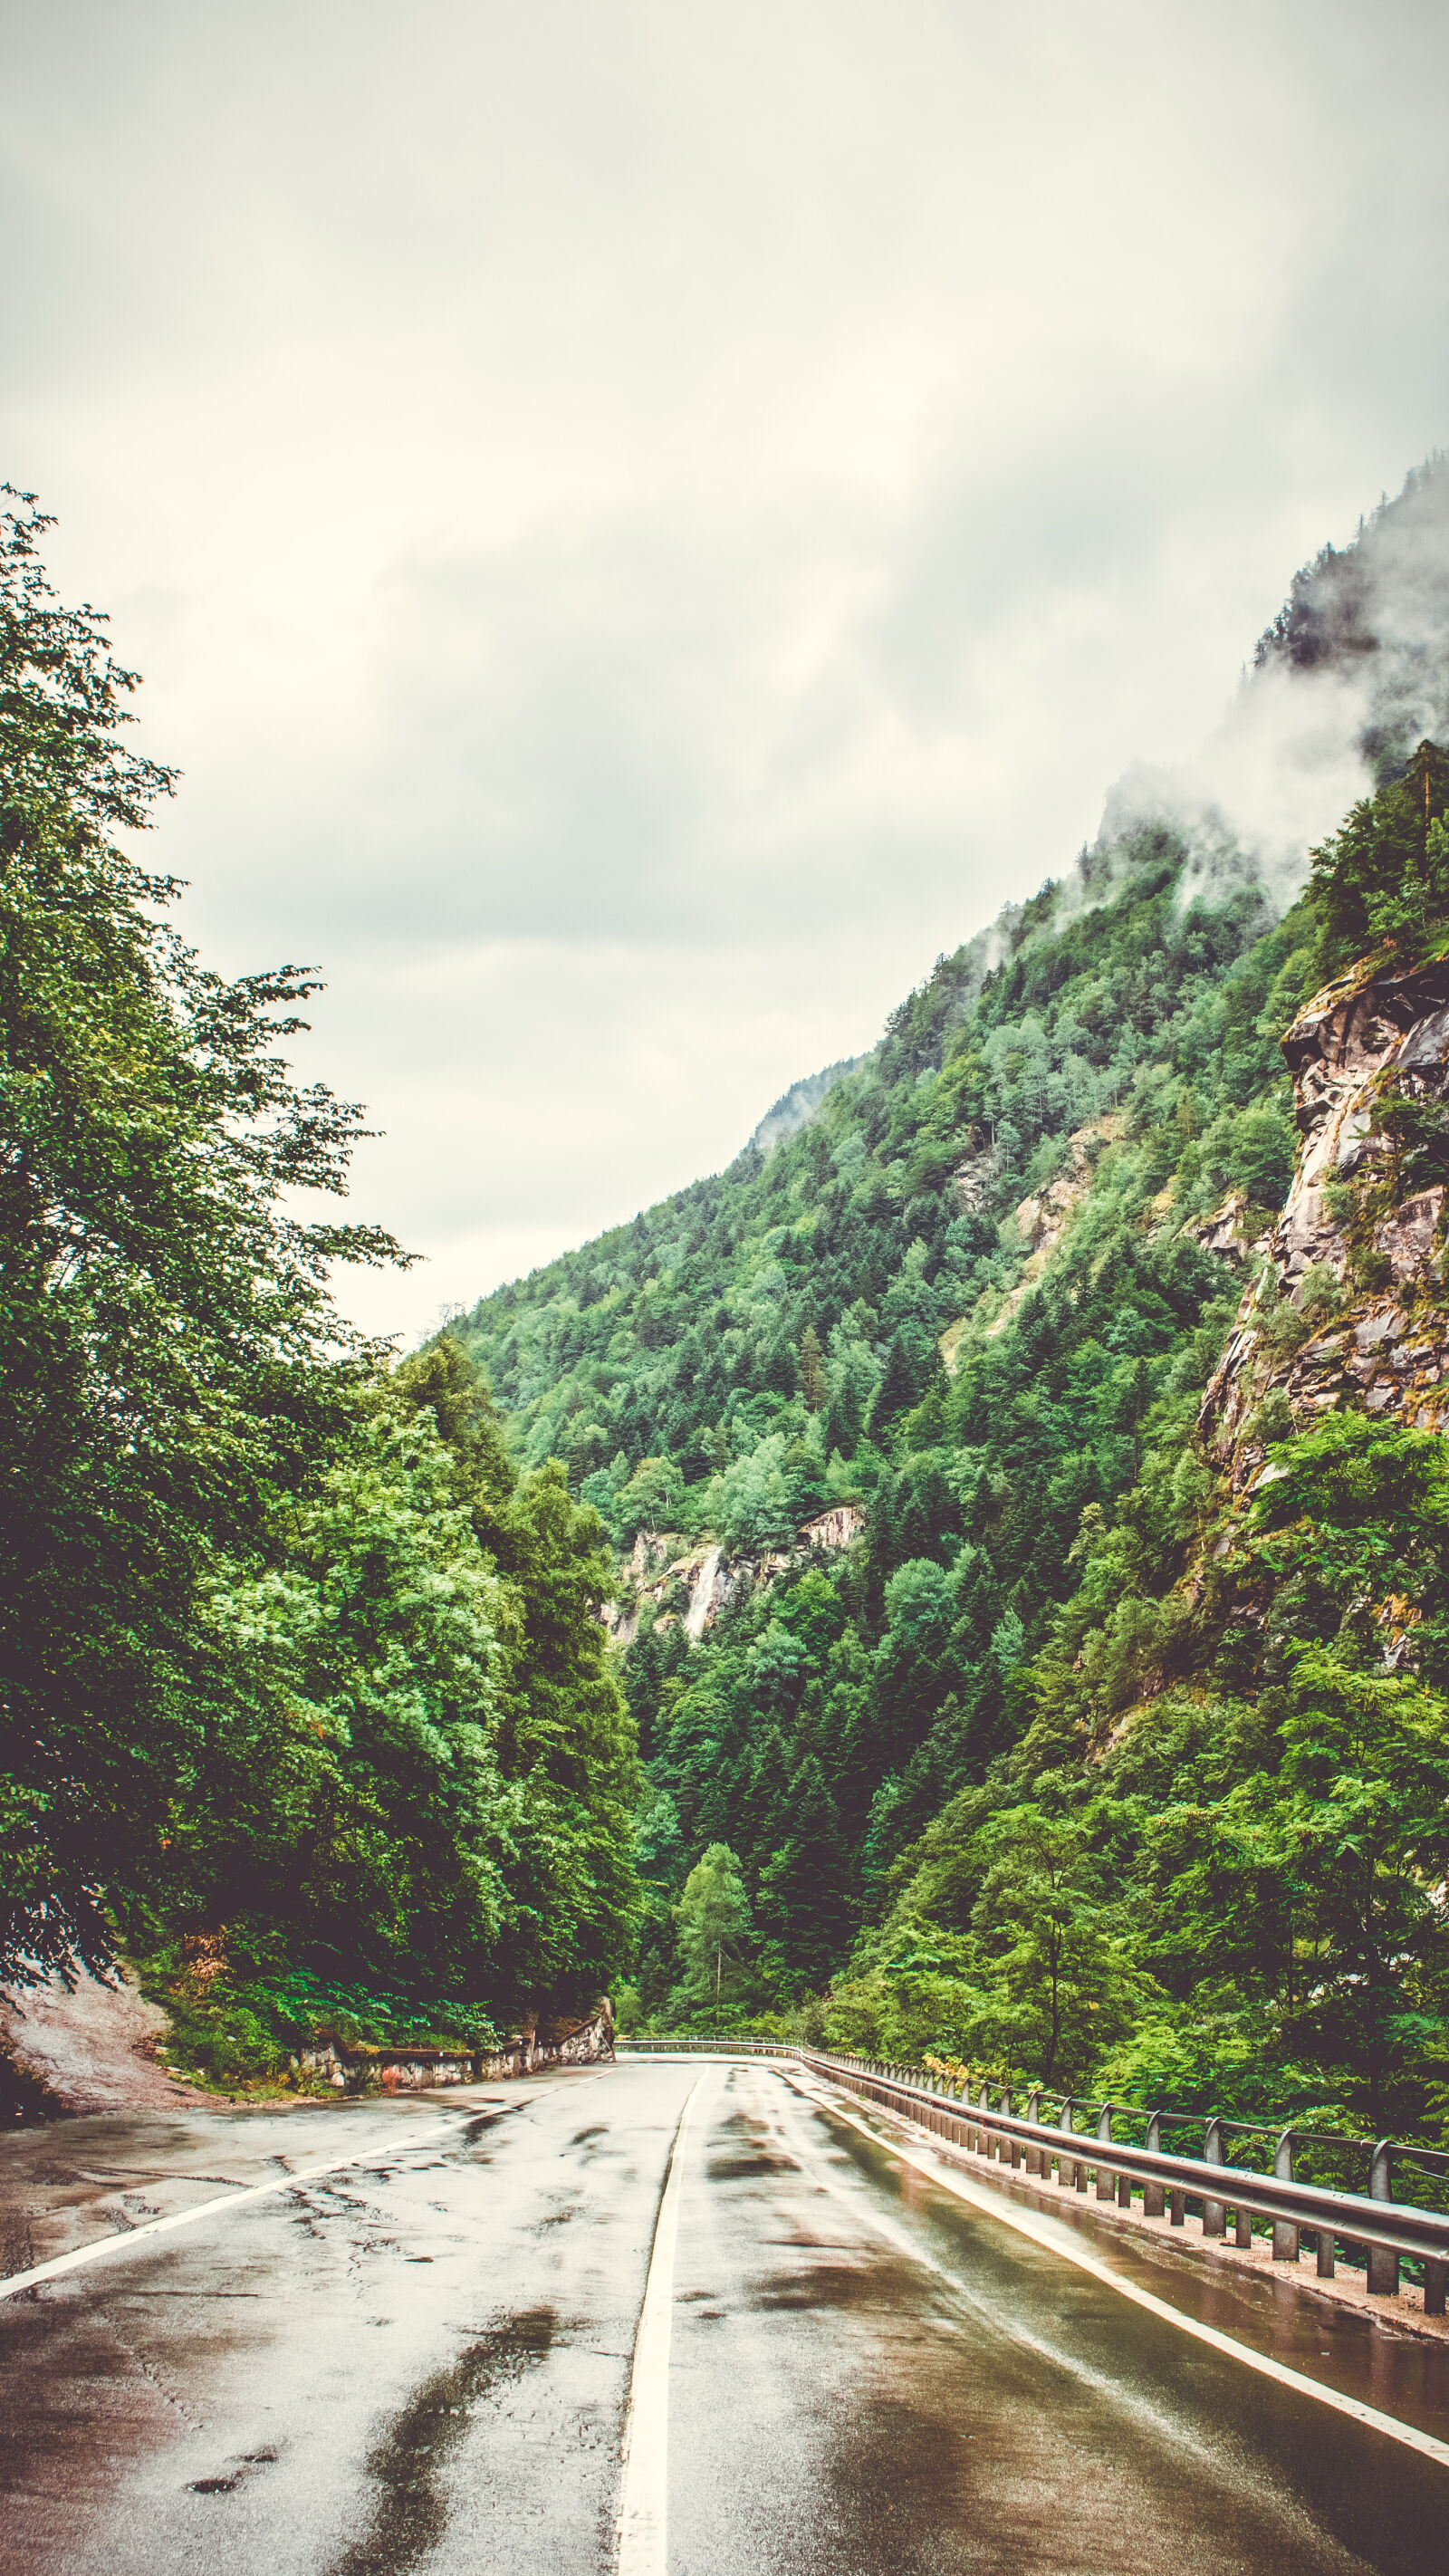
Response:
[452, 463, 1449, 2135]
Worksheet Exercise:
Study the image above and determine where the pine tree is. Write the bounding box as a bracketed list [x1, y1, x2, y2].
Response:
[1309, 736, 1449, 970]
[799, 1322, 828, 1412]
[757, 1756, 856, 1990]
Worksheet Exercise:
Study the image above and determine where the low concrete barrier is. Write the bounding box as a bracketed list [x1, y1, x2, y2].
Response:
[298, 2002, 615, 2092]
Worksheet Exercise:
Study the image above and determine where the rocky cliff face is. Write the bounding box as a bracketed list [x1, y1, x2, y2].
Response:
[606, 1506, 867, 1647]
[1200, 948, 1449, 1494]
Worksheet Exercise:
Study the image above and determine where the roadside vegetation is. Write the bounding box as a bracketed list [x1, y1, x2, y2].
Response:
[0, 489, 641, 2085]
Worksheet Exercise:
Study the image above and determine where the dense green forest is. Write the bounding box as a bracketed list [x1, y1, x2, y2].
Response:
[0, 490, 640, 2087]
[459, 468, 1449, 2139]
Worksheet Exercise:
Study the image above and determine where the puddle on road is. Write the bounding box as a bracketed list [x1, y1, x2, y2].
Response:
[707, 2106, 801, 2185]
[322, 2305, 560, 2576]
[752, 2252, 910, 2316]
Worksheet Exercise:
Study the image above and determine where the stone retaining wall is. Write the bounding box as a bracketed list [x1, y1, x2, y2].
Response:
[293, 1999, 615, 2093]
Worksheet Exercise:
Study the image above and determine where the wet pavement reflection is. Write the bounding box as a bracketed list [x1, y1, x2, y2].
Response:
[823, 2079, 1449, 2447]
[1, 2058, 1445, 2574]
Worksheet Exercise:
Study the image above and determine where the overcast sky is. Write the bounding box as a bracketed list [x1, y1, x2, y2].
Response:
[6, 0, 1449, 1340]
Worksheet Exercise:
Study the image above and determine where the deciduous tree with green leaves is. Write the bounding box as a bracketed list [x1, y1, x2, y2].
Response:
[673, 1841, 753, 2019]
[1, 497, 642, 2049]
[0, 486, 401, 1985]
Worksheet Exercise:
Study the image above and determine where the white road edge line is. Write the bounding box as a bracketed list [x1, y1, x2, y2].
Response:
[785, 2070, 1449, 2474]
[616, 2067, 711, 2576]
[0, 2080, 600, 2302]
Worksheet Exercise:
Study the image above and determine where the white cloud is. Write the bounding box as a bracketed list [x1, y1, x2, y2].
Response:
[5, 0, 1449, 1337]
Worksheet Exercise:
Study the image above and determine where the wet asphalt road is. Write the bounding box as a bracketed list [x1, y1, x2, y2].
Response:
[3, 2056, 1448, 2576]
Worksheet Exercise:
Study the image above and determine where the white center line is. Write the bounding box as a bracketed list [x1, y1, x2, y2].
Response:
[786, 2071, 1449, 2472]
[616, 2068, 711, 2576]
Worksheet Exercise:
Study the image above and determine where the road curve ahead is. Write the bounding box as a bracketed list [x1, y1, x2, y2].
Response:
[2, 2055, 1447, 2575]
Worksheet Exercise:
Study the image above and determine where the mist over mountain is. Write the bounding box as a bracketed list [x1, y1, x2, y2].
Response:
[747, 1057, 868, 1158]
[456, 462, 1449, 2129]
[744, 459, 1449, 1164]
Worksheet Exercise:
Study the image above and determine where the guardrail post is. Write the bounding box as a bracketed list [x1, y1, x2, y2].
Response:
[1058, 2097, 1074, 2188]
[1367, 2142, 1400, 2296]
[1025, 2090, 1042, 2176]
[1109, 2108, 1134, 2209]
[1065, 2098, 1087, 2190]
[1272, 2129, 1299, 2263]
[1425, 2260, 1447, 2318]
[1144, 2113, 1165, 2218]
[1003, 2089, 1020, 2167]
[1203, 2116, 1226, 2237]
[1096, 2104, 1115, 2201]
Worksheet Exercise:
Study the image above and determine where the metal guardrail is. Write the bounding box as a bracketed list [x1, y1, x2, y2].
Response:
[617, 2035, 782, 2055]
[616, 2035, 1449, 2311]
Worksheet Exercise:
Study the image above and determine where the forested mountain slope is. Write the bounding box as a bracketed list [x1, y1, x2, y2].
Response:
[459, 463, 1449, 2136]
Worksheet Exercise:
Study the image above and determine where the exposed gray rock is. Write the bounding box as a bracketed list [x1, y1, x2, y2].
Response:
[952, 1144, 1000, 1211]
[603, 1505, 865, 1645]
[1184, 1190, 1258, 1263]
[0, 1968, 227, 2117]
[1200, 947, 1449, 1489]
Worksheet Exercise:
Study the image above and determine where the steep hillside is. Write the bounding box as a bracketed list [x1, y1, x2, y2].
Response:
[829, 748, 1449, 2139]
[456, 465, 1449, 2125]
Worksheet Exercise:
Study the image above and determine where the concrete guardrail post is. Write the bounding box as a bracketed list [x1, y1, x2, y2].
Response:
[1272, 2129, 1300, 2263]
[1095, 2104, 1115, 2202]
[1064, 2097, 1087, 2191]
[1143, 2113, 1165, 2218]
[1117, 2162, 1134, 2212]
[1024, 2090, 1042, 2176]
[1203, 2116, 1226, 2237]
[1368, 2142, 1400, 2297]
